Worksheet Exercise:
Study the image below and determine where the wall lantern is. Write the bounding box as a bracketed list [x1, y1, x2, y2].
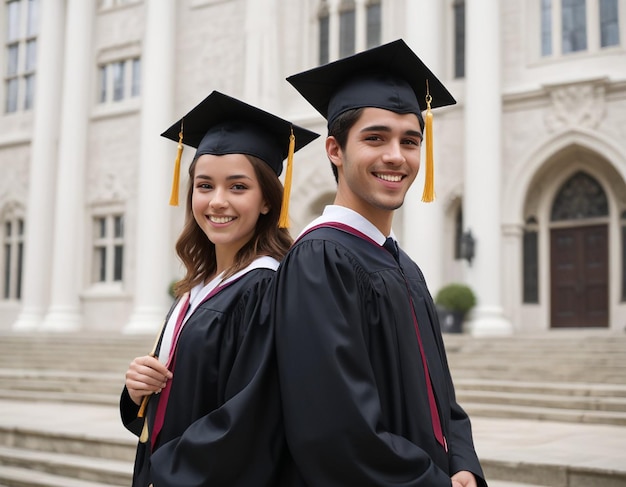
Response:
[460, 230, 475, 266]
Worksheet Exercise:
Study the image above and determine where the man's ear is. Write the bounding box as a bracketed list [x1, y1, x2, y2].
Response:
[326, 136, 343, 168]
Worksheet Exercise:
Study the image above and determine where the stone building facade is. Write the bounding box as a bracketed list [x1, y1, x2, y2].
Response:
[1, 0, 625, 334]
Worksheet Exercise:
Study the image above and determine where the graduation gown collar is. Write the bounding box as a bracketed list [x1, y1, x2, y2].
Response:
[299, 205, 397, 247]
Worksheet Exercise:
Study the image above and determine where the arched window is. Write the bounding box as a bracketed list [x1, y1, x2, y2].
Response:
[550, 171, 608, 221]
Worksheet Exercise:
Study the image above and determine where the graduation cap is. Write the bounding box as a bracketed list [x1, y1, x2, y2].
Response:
[286, 39, 456, 202]
[161, 91, 319, 227]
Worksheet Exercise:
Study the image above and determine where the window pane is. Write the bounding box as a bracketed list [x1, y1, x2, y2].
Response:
[5, 221, 11, 237]
[112, 61, 125, 101]
[523, 230, 539, 303]
[96, 217, 106, 238]
[6, 0, 20, 42]
[17, 241, 23, 299]
[7, 44, 19, 76]
[24, 73, 34, 109]
[454, 207, 463, 259]
[5, 78, 18, 113]
[454, 1, 466, 77]
[99, 65, 108, 103]
[319, 15, 329, 65]
[98, 247, 106, 282]
[18, 219, 24, 235]
[600, 0, 620, 47]
[622, 224, 626, 301]
[541, 0, 553, 56]
[4, 244, 11, 299]
[114, 245, 123, 281]
[339, 10, 355, 58]
[366, 2, 381, 49]
[114, 215, 124, 238]
[131, 58, 141, 97]
[562, 0, 587, 53]
[25, 39, 36, 71]
[551, 171, 608, 221]
[27, 0, 39, 36]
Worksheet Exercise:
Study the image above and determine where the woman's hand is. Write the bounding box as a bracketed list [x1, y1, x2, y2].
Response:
[451, 470, 477, 487]
[125, 355, 173, 406]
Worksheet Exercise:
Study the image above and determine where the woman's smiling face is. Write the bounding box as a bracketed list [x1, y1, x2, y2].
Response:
[191, 153, 269, 256]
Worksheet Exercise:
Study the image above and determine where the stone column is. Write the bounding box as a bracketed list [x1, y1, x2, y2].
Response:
[12, 0, 64, 331]
[328, 0, 340, 61]
[354, 0, 366, 52]
[401, 0, 445, 295]
[40, 0, 94, 331]
[244, 0, 279, 108]
[463, 0, 512, 335]
[123, 0, 176, 333]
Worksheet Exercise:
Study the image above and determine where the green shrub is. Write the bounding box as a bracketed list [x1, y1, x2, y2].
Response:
[435, 283, 476, 317]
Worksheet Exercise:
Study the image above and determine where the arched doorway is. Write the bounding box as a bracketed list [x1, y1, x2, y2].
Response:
[550, 171, 609, 327]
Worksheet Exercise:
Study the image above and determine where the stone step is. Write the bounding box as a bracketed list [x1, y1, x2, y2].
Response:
[0, 370, 122, 393]
[450, 368, 626, 385]
[462, 402, 626, 426]
[0, 446, 131, 486]
[481, 459, 626, 487]
[0, 389, 118, 406]
[0, 426, 135, 464]
[470, 416, 626, 487]
[457, 390, 626, 413]
[453, 378, 626, 397]
[0, 464, 124, 487]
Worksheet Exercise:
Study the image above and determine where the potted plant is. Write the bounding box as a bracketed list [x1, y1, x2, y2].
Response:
[434, 283, 476, 333]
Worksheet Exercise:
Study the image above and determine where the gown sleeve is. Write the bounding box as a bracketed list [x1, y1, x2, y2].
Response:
[274, 239, 453, 486]
[148, 277, 287, 487]
[120, 386, 144, 437]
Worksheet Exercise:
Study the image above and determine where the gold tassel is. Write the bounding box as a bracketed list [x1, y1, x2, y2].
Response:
[169, 120, 184, 206]
[421, 80, 435, 203]
[278, 128, 295, 228]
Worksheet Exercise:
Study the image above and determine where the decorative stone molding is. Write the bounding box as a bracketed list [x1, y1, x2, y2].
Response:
[544, 80, 607, 132]
[87, 165, 131, 204]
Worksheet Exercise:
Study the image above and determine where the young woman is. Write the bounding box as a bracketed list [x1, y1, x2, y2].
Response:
[120, 91, 318, 487]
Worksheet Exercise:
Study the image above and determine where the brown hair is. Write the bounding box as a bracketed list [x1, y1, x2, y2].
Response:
[172, 154, 292, 298]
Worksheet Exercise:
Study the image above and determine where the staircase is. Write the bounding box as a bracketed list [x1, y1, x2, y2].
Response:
[444, 332, 626, 427]
[0, 333, 151, 487]
[0, 330, 625, 486]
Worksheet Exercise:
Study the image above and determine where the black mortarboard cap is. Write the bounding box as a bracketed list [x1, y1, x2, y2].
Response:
[161, 91, 319, 226]
[286, 39, 456, 128]
[287, 39, 456, 203]
[161, 91, 319, 177]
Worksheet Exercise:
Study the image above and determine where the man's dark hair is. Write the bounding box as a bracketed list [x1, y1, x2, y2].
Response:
[327, 107, 425, 183]
[327, 108, 365, 182]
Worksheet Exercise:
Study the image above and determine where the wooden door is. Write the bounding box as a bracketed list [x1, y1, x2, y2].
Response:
[550, 225, 608, 327]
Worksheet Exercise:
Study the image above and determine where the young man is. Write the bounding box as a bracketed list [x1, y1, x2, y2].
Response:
[272, 40, 487, 487]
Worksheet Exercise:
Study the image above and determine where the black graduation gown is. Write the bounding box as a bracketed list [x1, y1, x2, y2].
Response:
[120, 268, 287, 487]
[273, 225, 487, 487]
